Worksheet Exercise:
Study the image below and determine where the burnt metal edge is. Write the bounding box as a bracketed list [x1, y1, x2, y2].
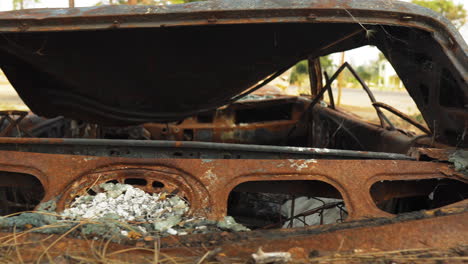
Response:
[0, 207, 465, 260]
[0, 0, 465, 131]
[155, 204, 468, 249]
[0, 0, 462, 37]
[0, 137, 414, 160]
[0, 1, 465, 59]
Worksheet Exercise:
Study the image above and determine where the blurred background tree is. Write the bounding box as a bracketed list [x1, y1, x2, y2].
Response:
[12, 0, 40, 9]
[411, 0, 466, 29]
[97, 0, 202, 4]
[289, 60, 308, 86]
[319, 56, 334, 75]
[289, 56, 334, 87]
[289, 0, 467, 94]
[100, 0, 466, 29]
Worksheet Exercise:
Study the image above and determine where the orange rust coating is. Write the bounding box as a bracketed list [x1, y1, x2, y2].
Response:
[143, 96, 308, 144]
[0, 150, 461, 221]
[144, 119, 297, 143]
[158, 209, 468, 258]
[224, 212, 468, 256]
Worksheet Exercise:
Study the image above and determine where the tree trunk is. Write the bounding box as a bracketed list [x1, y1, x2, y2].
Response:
[69, 0, 75, 8]
[128, 0, 138, 4]
[336, 52, 345, 106]
[109, 0, 114, 4]
[19, 0, 24, 9]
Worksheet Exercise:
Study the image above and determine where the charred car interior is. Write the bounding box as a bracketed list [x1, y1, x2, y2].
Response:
[0, 0, 465, 262]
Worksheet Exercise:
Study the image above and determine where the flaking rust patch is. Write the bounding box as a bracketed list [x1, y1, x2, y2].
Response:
[288, 159, 317, 171]
[203, 168, 218, 182]
[276, 162, 285, 168]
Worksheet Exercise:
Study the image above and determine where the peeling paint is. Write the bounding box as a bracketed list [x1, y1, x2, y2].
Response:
[203, 168, 218, 182]
[288, 159, 318, 171]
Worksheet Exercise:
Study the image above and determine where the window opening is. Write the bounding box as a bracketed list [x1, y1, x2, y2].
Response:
[227, 180, 347, 229]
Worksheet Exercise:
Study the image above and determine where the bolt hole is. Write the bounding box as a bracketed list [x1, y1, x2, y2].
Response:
[152, 181, 165, 188]
[124, 178, 147, 186]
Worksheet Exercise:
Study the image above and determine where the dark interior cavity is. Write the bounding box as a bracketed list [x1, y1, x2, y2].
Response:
[0, 171, 44, 215]
[370, 178, 468, 214]
[228, 180, 347, 229]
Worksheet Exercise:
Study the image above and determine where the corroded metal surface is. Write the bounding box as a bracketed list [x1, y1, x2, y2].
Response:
[0, 0, 465, 147]
[409, 147, 455, 161]
[0, 149, 463, 220]
[144, 96, 309, 145]
[157, 206, 468, 258]
[0, 137, 415, 160]
[0, 0, 465, 259]
[0, 0, 462, 37]
[0, 136, 465, 260]
[0, 111, 32, 137]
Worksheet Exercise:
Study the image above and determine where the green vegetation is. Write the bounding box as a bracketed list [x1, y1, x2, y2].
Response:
[289, 54, 381, 89]
[288, 50, 407, 91]
[288, 0, 467, 91]
[12, 0, 40, 10]
[319, 56, 334, 74]
[411, 0, 466, 29]
[289, 60, 308, 86]
[100, 0, 203, 4]
[289, 56, 334, 86]
[344, 55, 380, 88]
[92, 0, 202, 5]
[171, 0, 203, 3]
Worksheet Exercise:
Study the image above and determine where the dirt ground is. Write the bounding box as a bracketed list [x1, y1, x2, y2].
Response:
[0, 83, 28, 111]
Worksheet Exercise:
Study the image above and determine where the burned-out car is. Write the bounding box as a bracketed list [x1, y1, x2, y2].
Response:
[0, 0, 466, 262]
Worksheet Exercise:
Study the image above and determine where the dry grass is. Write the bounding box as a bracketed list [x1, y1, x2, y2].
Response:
[0, 212, 229, 264]
[0, 213, 150, 263]
[0, 228, 188, 264]
[0, 212, 466, 263]
[0, 225, 466, 264]
[309, 246, 468, 264]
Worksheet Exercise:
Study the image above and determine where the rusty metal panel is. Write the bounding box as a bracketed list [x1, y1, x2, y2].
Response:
[144, 96, 308, 145]
[0, 140, 464, 262]
[0, 0, 465, 260]
[0, 149, 462, 220]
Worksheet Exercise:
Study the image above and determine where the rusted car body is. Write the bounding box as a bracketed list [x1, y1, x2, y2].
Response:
[144, 94, 310, 145]
[0, 0, 466, 261]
